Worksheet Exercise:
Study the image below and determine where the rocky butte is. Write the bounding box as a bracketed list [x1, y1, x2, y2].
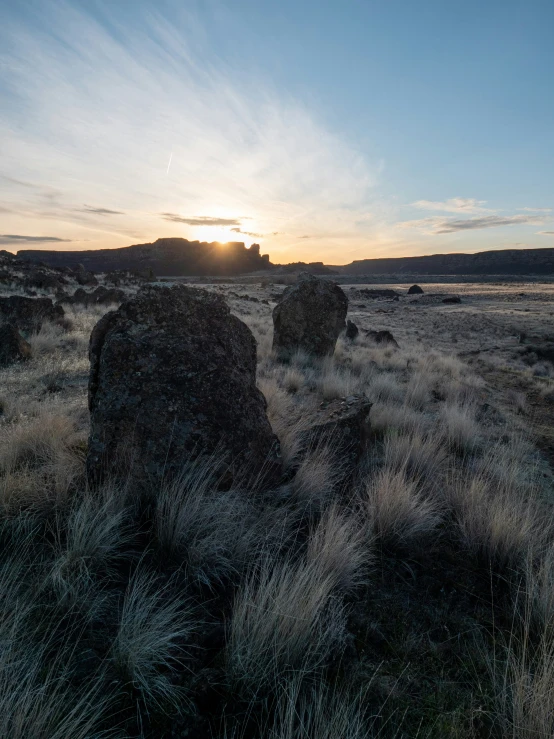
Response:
[18, 238, 271, 277]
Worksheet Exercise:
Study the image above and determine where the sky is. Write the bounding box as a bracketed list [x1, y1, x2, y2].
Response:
[0, 0, 553, 265]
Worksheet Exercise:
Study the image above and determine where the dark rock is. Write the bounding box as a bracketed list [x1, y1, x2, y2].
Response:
[442, 296, 462, 304]
[365, 329, 399, 348]
[272, 274, 348, 357]
[87, 285, 281, 487]
[0, 324, 32, 366]
[408, 284, 424, 295]
[358, 288, 399, 299]
[304, 396, 371, 478]
[345, 320, 359, 340]
[0, 296, 65, 332]
[64, 286, 127, 306]
[23, 270, 67, 291]
[75, 269, 98, 286]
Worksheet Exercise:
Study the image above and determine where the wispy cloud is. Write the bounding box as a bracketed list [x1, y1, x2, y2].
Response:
[400, 214, 547, 234]
[161, 214, 242, 226]
[520, 207, 552, 212]
[0, 234, 71, 245]
[411, 197, 492, 214]
[537, 231, 554, 235]
[80, 205, 125, 215]
[231, 227, 262, 237]
[0, 2, 376, 258]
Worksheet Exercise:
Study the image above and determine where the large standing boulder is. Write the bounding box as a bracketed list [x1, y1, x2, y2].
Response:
[86, 285, 281, 486]
[0, 324, 32, 366]
[408, 284, 424, 295]
[272, 274, 348, 357]
[0, 296, 65, 332]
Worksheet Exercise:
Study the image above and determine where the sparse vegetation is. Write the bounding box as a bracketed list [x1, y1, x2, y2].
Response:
[1, 280, 554, 737]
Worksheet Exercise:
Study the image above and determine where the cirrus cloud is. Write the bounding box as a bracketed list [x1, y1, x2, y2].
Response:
[411, 197, 493, 214]
[0, 234, 71, 245]
[161, 214, 243, 227]
[400, 214, 547, 235]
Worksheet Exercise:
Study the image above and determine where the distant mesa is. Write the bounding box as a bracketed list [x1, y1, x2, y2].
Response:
[18, 237, 272, 277]
[334, 248, 554, 276]
[16, 239, 554, 277]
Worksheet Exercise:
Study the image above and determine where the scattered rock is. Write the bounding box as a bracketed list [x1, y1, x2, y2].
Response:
[75, 268, 98, 286]
[64, 286, 127, 306]
[365, 329, 399, 348]
[87, 285, 281, 487]
[0, 296, 65, 332]
[23, 270, 67, 291]
[408, 284, 424, 295]
[272, 274, 348, 357]
[0, 324, 32, 366]
[345, 320, 359, 340]
[358, 289, 399, 299]
[304, 396, 371, 478]
[442, 296, 462, 304]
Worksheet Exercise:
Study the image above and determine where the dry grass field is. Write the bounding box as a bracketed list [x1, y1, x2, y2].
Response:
[1, 277, 554, 737]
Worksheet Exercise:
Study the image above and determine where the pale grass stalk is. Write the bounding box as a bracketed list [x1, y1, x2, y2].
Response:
[404, 371, 431, 409]
[268, 675, 371, 739]
[292, 442, 341, 511]
[446, 463, 545, 569]
[111, 569, 197, 707]
[364, 466, 441, 546]
[368, 373, 404, 404]
[28, 322, 66, 354]
[307, 503, 369, 592]
[50, 491, 131, 601]
[0, 413, 85, 510]
[439, 402, 479, 452]
[369, 402, 425, 436]
[493, 556, 554, 738]
[382, 430, 446, 483]
[154, 459, 254, 587]
[227, 556, 346, 693]
[0, 623, 116, 739]
[318, 359, 357, 401]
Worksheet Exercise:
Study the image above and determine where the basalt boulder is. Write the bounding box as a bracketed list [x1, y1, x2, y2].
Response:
[408, 284, 424, 295]
[272, 274, 348, 357]
[87, 285, 281, 487]
[0, 324, 32, 366]
[303, 396, 372, 481]
[0, 296, 65, 332]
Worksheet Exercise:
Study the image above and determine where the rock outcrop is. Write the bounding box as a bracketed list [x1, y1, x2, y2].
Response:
[408, 284, 424, 295]
[272, 274, 348, 357]
[87, 285, 281, 486]
[442, 296, 462, 304]
[0, 296, 65, 332]
[345, 320, 359, 340]
[63, 286, 127, 306]
[0, 324, 32, 366]
[304, 396, 371, 478]
[19, 237, 272, 277]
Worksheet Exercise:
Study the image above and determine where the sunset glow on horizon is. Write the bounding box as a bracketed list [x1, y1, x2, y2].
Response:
[1, 1, 553, 265]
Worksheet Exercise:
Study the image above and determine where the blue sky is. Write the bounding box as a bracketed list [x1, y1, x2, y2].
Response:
[0, 0, 553, 263]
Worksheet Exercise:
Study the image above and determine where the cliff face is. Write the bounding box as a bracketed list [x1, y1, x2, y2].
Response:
[339, 248, 554, 276]
[18, 238, 272, 276]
